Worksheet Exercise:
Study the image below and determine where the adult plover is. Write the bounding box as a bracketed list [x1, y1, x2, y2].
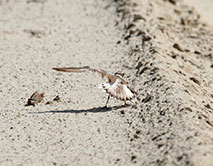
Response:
[53, 66, 138, 107]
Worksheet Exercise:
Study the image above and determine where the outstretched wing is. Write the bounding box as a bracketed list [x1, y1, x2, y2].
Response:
[52, 66, 90, 72]
[99, 79, 137, 102]
[52, 66, 107, 79]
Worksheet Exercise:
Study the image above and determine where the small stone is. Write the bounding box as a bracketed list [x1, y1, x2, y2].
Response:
[173, 43, 184, 52]
[131, 155, 137, 161]
[45, 101, 53, 105]
[120, 110, 125, 115]
[53, 95, 61, 102]
[159, 110, 165, 115]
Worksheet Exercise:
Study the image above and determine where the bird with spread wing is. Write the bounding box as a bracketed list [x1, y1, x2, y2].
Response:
[52, 66, 138, 107]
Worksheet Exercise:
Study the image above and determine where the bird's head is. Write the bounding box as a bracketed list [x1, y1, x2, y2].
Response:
[114, 71, 125, 78]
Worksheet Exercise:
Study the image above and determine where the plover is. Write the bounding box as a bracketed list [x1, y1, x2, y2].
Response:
[25, 91, 44, 106]
[53, 66, 138, 107]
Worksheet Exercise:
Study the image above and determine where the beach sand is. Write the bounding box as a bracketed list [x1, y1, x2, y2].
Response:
[0, 0, 212, 165]
[184, 0, 213, 27]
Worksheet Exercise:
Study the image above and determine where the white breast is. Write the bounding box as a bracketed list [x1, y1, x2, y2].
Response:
[98, 78, 137, 103]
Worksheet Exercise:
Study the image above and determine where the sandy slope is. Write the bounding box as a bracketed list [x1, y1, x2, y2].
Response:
[114, 0, 213, 165]
[0, 0, 213, 166]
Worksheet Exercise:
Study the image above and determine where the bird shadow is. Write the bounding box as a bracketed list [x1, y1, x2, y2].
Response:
[30, 104, 131, 114]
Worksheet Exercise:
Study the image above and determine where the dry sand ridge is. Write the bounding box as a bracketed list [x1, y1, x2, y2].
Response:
[0, 0, 213, 166]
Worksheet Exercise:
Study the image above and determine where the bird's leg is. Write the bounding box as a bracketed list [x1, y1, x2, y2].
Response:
[104, 95, 110, 108]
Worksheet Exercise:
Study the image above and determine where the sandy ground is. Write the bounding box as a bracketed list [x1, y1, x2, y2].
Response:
[0, 0, 212, 166]
[0, 0, 133, 165]
[184, 0, 213, 27]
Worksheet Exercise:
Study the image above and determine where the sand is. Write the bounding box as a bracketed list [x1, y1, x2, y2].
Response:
[184, 0, 213, 27]
[0, 0, 212, 166]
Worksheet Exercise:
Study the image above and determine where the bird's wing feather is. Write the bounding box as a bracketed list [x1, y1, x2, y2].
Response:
[52, 66, 107, 78]
[118, 78, 138, 95]
[100, 78, 136, 102]
[52, 66, 90, 72]
[127, 85, 138, 95]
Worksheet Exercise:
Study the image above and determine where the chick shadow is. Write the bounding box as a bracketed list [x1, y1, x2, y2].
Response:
[31, 104, 131, 114]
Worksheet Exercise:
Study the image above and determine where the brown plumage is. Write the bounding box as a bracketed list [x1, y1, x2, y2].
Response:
[52, 66, 138, 107]
[26, 91, 44, 106]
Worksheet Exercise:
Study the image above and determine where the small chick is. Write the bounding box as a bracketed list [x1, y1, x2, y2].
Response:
[26, 91, 44, 106]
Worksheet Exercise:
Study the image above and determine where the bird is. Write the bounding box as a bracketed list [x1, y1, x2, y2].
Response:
[25, 91, 45, 106]
[52, 66, 138, 107]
